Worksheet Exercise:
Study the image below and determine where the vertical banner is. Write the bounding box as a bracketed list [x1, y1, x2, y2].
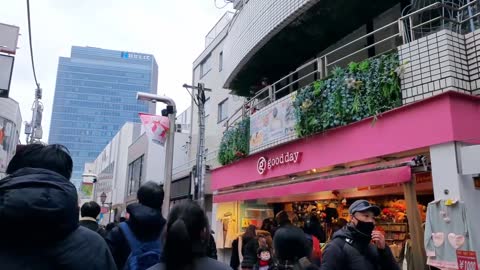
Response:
[80, 182, 94, 199]
[139, 113, 170, 146]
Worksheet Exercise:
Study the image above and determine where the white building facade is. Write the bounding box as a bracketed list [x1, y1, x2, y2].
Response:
[87, 119, 190, 224]
[90, 122, 141, 224]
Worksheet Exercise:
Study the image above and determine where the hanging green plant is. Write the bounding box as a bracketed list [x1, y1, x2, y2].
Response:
[218, 117, 250, 165]
[294, 52, 402, 137]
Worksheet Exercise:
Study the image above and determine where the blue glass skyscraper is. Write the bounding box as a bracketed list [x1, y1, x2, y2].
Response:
[49, 46, 158, 187]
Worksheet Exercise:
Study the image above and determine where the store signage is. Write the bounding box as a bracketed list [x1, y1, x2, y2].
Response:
[457, 250, 478, 270]
[415, 172, 432, 184]
[257, 151, 301, 175]
[121, 51, 151, 60]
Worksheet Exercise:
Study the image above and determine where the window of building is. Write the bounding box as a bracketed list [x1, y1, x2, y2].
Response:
[218, 98, 228, 123]
[219, 51, 223, 71]
[200, 54, 212, 78]
[127, 155, 144, 196]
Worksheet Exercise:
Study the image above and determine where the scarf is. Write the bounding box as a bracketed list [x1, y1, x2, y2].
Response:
[259, 260, 270, 267]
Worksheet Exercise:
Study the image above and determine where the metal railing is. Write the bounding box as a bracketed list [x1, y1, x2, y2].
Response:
[205, 12, 235, 48]
[224, 0, 480, 130]
[172, 148, 220, 179]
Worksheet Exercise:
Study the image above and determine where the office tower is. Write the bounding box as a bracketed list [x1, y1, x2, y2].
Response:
[49, 46, 158, 187]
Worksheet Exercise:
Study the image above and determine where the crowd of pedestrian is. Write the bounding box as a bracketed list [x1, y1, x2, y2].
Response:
[0, 143, 400, 270]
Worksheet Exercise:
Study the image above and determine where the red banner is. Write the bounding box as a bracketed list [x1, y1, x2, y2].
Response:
[139, 113, 170, 146]
[415, 172, 432, 184]
[457, 250, 478, 270]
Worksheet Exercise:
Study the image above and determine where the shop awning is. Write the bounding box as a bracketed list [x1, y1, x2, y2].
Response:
[213, 165, 412, 203]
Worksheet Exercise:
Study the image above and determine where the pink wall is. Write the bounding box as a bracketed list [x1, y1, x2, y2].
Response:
[212, 91, 480, 191]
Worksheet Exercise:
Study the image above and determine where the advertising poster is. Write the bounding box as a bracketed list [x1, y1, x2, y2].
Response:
[80, 182, 94, 199]
[250, 93, 296, 153]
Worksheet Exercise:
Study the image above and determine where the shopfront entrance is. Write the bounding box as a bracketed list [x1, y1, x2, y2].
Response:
[212, 93, 480, 269]
[213, 153, 433, 267]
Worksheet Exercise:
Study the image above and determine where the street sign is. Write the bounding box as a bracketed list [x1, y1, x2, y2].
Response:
[0, 23, 20, 55]
[0, 54, 14, 98]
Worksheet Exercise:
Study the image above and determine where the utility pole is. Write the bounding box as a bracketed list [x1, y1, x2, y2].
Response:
[183, 83, 211, 210]
[25, 85, 43, 144]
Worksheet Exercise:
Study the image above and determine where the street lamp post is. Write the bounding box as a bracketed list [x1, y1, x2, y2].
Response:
[137, 92, 176, 215]
[99, 192, 113, 223]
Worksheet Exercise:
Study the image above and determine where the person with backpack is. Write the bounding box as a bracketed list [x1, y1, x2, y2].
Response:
[80, 201, 107, 237]
[271, 225, 319, 270]
[320, 200, 400, 270]
[147, 201, 232, 270]
[106, 181, 166, 270]
[0, 144, 116, 270]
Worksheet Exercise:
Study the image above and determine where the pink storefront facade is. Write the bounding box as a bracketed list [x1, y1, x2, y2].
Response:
[212, 91, 480, 202]
[212, 91, 480, 266]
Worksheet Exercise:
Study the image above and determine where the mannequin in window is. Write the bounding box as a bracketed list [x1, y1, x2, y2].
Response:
[221, 212, 236, 248]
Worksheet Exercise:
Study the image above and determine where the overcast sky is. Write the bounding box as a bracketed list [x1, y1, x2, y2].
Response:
[1, 0, 231, 143]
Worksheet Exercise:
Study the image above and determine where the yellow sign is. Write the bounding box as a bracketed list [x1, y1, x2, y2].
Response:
[242, 218, 252, 228]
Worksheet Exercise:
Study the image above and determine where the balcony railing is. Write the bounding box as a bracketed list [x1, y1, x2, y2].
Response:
[225, 0, 480, 131]
[172, 149, 220, 179]
[205, 11, 235, 48]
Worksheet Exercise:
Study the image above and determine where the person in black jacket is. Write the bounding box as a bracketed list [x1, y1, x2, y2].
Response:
[80, 201, 107, 237]
[272, 225, 319, 270]
[240, 225, 259, 269]
[207, 231, 218, 260]
[320, 200, 400, 270]
[0, 144, 116, 270]
[230, 238, 241, 269]
[106, 181, 166, 270]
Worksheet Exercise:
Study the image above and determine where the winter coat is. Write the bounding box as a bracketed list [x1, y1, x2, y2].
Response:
[320, 224, 400, 270]
[230, 238, 241, 269]
[79, 217, 107, 237]
[241, 236, 259, 268]
[0, 168, 116, 270]
[241, 230, 273, 269]
[207, 233, 218, 260]
[106, 202, 166, 270]
[147, 257, 233, 270]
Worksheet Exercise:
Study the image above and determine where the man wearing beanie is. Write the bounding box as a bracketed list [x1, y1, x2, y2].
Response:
[106, 181, 166, 270]
[320, 200, 400, 270]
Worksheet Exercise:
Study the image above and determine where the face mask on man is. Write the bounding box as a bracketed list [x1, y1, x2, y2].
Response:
[353, 217, 375, 238]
